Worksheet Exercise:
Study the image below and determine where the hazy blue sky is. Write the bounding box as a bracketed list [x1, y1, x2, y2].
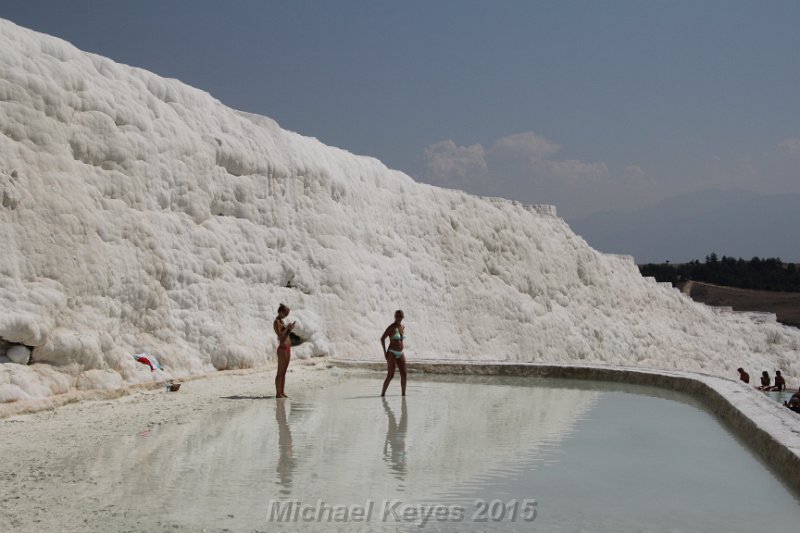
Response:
[1, 1, 798, 219]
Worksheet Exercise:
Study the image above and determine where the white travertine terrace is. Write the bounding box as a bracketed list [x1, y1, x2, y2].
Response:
[1, 18, 799, 402]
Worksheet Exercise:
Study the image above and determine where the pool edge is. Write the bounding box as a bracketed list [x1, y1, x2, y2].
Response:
[330, 358, 800, 494]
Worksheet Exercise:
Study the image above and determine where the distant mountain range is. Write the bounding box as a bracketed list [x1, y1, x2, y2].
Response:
[568, 189, 800, 264]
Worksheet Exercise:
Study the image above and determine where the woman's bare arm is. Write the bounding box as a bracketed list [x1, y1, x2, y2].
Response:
[380, 324, 393, 355]
[275, 319, 294, 343]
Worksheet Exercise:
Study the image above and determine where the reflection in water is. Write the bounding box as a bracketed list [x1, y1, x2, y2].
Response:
[53, 376, 604, 530]
[73, 378, 598, 517]
[37, 374, 800, 531]
[275, 399, 295, 496]
[27, 375, 800, 532]
[382, 397, 407, 482]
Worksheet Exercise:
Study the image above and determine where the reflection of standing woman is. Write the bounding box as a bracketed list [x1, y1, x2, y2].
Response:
[274, 304, 295, 398]
[381, 310, 407, 397]
[275, 399, 295, 496]
[382, 397, 408, 478]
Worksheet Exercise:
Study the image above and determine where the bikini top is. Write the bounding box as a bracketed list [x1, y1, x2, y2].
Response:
[392, 328, 405, 341]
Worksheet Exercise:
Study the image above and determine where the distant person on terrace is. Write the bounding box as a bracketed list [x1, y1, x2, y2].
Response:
[381, 310, 407, 397]
[771, 370, 786, 392]
[785, 388, 800, 413]
[758, 371, 771, 390]
[737, 368, 750, 384]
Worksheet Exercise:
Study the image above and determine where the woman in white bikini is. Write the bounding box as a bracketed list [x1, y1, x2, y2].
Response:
[380, 310, 407, 397]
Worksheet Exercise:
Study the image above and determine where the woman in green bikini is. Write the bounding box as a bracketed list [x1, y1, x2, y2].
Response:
[381, 310, 407, 397]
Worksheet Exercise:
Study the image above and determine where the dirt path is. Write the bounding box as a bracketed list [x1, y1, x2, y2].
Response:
[683, 281, 800, 328]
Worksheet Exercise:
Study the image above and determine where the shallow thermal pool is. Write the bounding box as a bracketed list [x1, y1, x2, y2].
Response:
[33, 373, 800, 531]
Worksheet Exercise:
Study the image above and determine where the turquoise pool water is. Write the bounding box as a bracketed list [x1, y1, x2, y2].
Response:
[41, 374, 800, 531]
[765, 388, 797, 405]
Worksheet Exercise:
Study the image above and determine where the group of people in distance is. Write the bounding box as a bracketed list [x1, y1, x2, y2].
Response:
[738, 367, 800, 413]
[738, 368, 786, 391]
[272, 304, 407, 399]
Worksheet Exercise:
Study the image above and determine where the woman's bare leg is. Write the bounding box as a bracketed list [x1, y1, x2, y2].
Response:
[276, 349, 291, 398]
[381, 355, 396, 397]
[281, 349, 291, 398]
[397, 356, 407, 396]
[275, 360, 281, 397]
